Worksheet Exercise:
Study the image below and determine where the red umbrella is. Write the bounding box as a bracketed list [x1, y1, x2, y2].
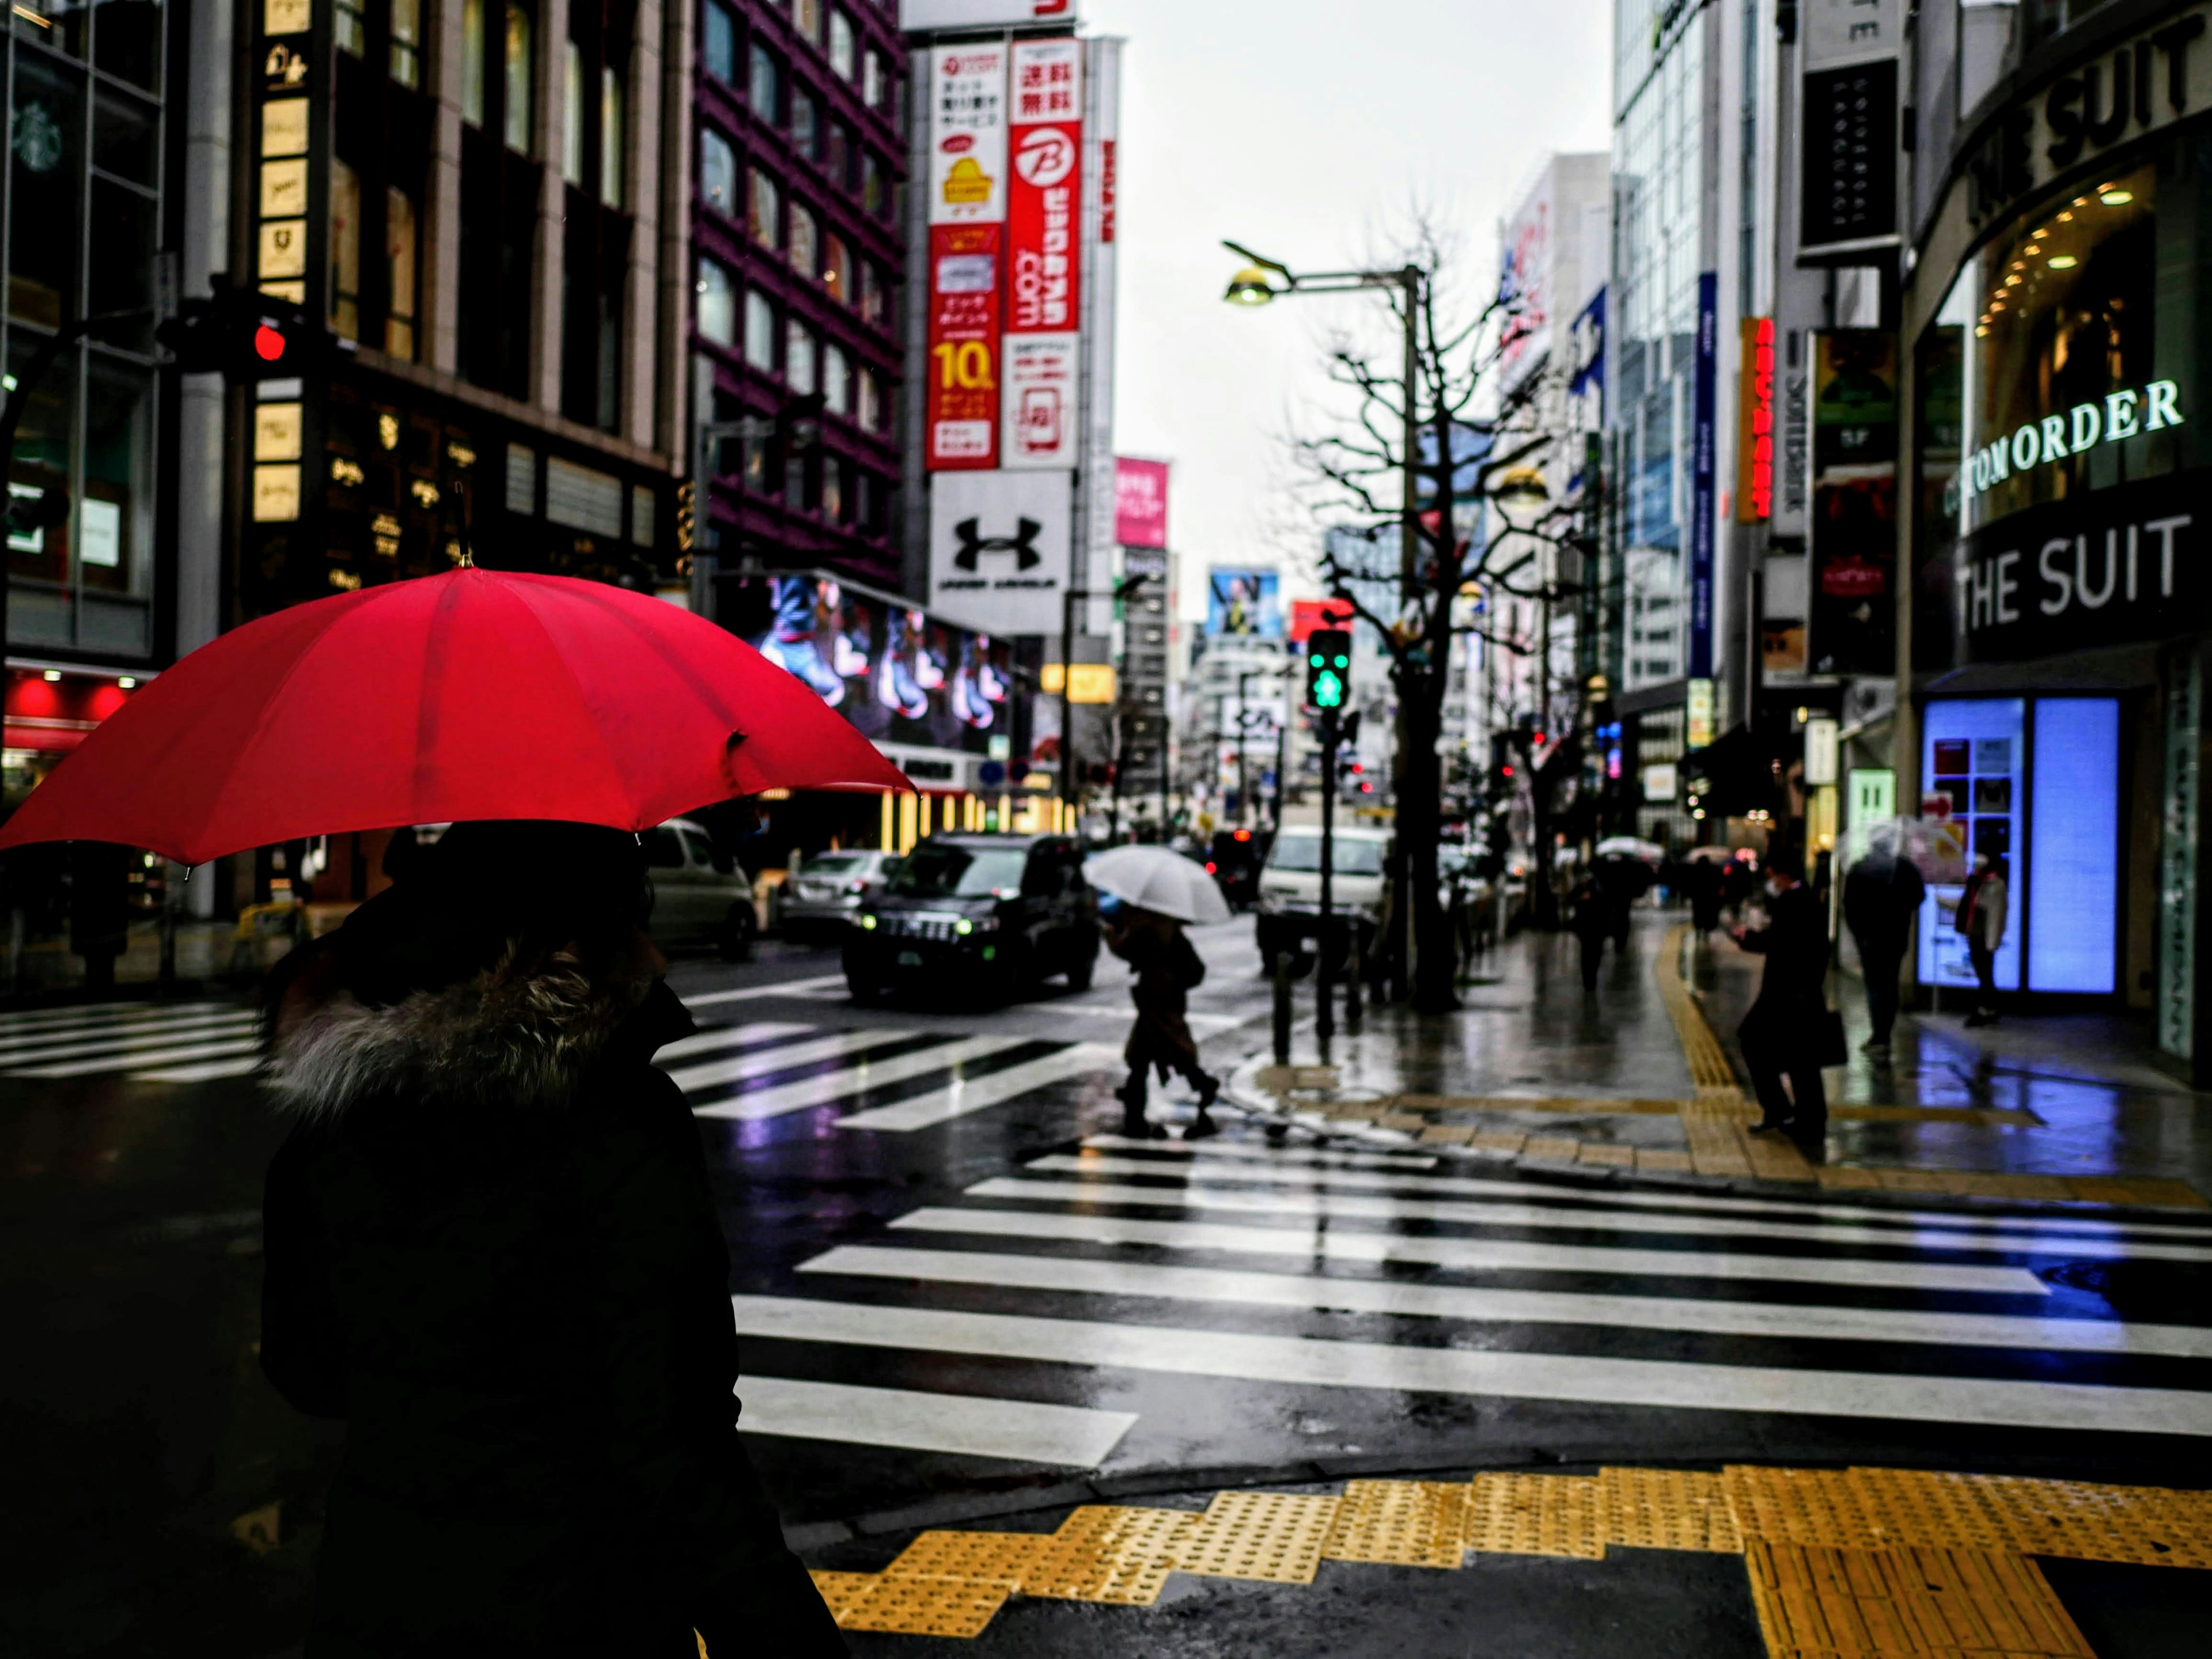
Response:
[0, 568, 908, 865]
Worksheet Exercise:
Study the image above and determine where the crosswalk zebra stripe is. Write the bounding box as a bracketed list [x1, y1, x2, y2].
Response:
[0, 1001, 231, 1040]
[662, 1028, 917, 1095]
[1081, 1134, 1440, 1173]
[1015, 1158, 2212, 1264]
[685, 975, 850, 1008]
[1081, 1138, 2212, 1244]
[839, 1044, 1120, 1132]
[890, 1204, 2049, 1295]
[652, 1020, 816, 1063]
[132, 1054, 264, 1084]
[0, 1013, 260, 1067]
[694, 1035, 1041, 1122]
[13, 1035, 265, 1080]
[802, 1243, 2210, 1359]
[725, 1293, 2212, 1437]
[734, 1374, 1135, 1466]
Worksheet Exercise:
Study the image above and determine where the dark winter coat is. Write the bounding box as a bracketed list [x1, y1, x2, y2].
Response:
[1736, 882, 1831, 1012]
[1842, 853, 1925, 952]
[1105, 910, 1206, 1077]
[260, 938, 843, 1658]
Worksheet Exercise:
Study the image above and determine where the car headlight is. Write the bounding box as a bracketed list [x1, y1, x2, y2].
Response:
[859, 914, 878, 930]
[956, 916, 999, 935]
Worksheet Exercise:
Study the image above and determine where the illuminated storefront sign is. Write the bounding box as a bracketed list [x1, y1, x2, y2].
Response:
[1959, 381, 2184, 499]
[1736, 317, 1774, 522]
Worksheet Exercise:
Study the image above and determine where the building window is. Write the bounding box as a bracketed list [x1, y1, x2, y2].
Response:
[825, 119, 850, 188]
[697, 257, 736, 346]
[562, 41, 585, 184]
[823, 455, 846, 522]
[792, 86, 820, 159]
[331, 159, 362, 340]
[703, 0, 736, 84]
[823, 341, 850, 414]
[600, 66, 624, 209]
[505, 1, 536, 153]
[862, 47, 883, 108]
[789, 201, 819, 279]
[745, 290, 777, 372]
[793, 0, 822, 47]
[337, 0, 368, 56]
[462, 0, 487, 123]
[700, 126, 736, 215]
[858, 366, 882, 431]
[391, 0, 423, 86]
[748, 168, 782, 248]
[827, 9, 855, 79]
[823, 232, 850, 302]
[749, 41, 782, 121]
[859, 259, 887, 326]
[387, 188, 419, 359]
[862, 150, 885, 217]
[786, 319, 816, 393]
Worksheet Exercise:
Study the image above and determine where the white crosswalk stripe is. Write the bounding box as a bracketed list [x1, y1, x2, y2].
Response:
[715, 1137, 2212, 1468]
[698, 1035, 1041, 1122]
[0, 1001, 265, 1083]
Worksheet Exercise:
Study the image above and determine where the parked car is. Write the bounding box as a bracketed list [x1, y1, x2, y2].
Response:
[644, 818, 757, 960]
[779, 849, 903, 939]
[1253, 824, 1392, 975]
[844, 833, 1098, 1005]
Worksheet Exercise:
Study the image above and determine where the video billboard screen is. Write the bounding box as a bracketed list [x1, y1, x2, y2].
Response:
[1205, 566, 1281, 639]
[735, 574, 1018, 754]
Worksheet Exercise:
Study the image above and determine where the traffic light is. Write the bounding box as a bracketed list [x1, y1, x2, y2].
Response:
[157, 286, 320, 381]
[1305, 628, 1351, 711]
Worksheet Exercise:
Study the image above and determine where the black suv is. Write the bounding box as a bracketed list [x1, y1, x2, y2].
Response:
[844, 834, 1099, 1005]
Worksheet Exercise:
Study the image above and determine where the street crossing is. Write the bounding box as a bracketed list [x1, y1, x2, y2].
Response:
[726, 1132, 2212, 1470]
[0, 999, 263, 1083]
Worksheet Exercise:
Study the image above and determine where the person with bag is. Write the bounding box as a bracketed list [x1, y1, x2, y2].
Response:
[1730, 842, 1834, 1146]
[259, 821, 846, 1658]
[1942, 852, 2008, 1027]
[1103, 899, 1221, 1140]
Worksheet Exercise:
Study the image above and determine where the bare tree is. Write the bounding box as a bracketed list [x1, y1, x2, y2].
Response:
[1294, 226, 1562, 1012]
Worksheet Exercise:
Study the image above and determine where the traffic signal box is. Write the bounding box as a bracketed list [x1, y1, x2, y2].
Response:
[1305, 628, 1351, 713]
[157, 286, 321, 381]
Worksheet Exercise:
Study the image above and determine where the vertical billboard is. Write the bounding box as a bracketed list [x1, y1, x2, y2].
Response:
[1800, 0, 1903, 258]
[1497, 173, 1552, 393]
[1113, 456, 1167, 548]
[1688, 272, 1718, 678]
[926, 45, 1008, 471]
[1001, 37, 1084, 470]
[1810, 329, 1897, 676]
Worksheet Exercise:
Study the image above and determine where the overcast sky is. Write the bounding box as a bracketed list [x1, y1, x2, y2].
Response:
[1079, 0, 1614, 619]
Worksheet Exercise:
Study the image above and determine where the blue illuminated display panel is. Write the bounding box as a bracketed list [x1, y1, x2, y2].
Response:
[2027, 699, 2120, 994]
[1919, 700, 2024, 992]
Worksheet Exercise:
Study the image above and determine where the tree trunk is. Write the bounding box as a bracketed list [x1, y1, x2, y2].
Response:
[1399, 661, 1459, 1012]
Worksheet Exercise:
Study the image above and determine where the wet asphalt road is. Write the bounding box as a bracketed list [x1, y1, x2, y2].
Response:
[6, 916, 2212, 1655]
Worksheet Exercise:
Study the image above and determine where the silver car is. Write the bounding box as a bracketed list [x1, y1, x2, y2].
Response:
[781, 849, 903, 938]
[645, 819, 758, 960]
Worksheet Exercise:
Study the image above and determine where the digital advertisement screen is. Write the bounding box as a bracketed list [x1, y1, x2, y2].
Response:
[1205, 566, 1282, 639]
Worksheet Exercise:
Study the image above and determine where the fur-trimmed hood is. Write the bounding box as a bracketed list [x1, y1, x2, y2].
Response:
[264, 935, 665, 1118]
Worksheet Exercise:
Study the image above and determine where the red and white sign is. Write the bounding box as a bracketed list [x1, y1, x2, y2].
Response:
[927, 45, 1008, 470]
[1113, 457, 1168, 548]
[902, 0, 1074, 28]
[998, 39, 1081, 471]
[1289, 597, 1354, 645]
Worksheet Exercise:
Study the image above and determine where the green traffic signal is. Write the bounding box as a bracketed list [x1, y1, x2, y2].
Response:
[1313, 671, 1344, 709]
[1305, 627, 1353, 712]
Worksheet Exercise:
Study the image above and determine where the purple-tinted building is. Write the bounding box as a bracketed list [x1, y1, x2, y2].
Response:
[691, 0, 906, 588]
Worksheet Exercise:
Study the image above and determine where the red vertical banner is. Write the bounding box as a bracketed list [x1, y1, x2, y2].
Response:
[1000, 37, 1082, 471]
[926, 223, 1003, 469]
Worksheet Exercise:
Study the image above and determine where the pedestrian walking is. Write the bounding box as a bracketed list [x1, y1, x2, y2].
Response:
[1732, 843, 1832, 1145]
[1103, 900, 1221, 1139]
[259, 821, 846, 1658]
[1681, 857, 1724, 935]
[1569, 868, 1626, 992]
[1841, 823, 1926, 1058]
[1942, 851, 2009, 1027]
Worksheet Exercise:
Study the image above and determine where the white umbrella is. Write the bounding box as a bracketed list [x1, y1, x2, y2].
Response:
[1085, 844, 1234, 926]
[1596, 835, 1666, 862]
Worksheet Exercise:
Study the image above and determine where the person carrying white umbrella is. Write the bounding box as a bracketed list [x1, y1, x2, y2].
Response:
[1086, 846, 1229, 1139]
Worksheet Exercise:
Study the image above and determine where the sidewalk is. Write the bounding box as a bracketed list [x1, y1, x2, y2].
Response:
[1236, 908, 2211, 1211]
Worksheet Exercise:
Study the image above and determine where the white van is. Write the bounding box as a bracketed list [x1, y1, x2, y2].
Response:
[1253, 824, 1392, 972]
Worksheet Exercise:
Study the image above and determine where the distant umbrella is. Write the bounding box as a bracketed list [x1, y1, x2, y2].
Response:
[1085, 844, 1233, 926]
[1595, 835, 1666, 863]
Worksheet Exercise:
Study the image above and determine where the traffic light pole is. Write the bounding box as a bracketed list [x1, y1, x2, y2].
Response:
[1317, 705, 1336, 1047]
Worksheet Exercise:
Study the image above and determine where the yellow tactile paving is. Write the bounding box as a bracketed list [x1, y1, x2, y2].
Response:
[1020, 1505, 1199, 1604]
[1600, 1465, 1741, 1553]
[1175, 1490, 1342, 1583]
[1744, 1541, 2093, 1658]
[1462, 1472, 1607, 1558]
[1323, 1479, 1471, 1569]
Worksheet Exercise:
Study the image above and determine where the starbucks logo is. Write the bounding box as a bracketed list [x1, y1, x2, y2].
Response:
[12, 101, 63, 175]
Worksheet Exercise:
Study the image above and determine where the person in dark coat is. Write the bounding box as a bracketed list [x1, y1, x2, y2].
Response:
[1841, 824, 1925, 1057]
[1567, 868, 1623, 992]
[1103, 902, 1219, 1140]
[1731, 843, 1832, 1143]
[259, 821, 844, 1659]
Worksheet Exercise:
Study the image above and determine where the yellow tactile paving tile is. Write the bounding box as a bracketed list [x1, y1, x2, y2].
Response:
[1522, 1134, 1584, 1161]
[801, 1463, 2212, 1641]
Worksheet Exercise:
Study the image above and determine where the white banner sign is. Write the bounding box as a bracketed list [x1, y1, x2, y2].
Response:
[929, 46, 1008, 226]
[930, 469, 1074, 634]
[903, 0, 1077, 29]
[1001, 333, 1080, 469]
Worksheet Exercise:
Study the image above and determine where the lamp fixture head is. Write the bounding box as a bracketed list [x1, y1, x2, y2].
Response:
[1224, 265, 1280, 306]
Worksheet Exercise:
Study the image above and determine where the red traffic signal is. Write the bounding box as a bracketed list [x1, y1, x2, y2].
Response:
[254, 323, 289, 363]
[157, 286, 319, 381]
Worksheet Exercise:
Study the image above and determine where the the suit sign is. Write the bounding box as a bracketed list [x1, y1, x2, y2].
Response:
[929, 469, 1073, 634]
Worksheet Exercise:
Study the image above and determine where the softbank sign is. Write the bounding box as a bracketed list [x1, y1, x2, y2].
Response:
[1960, 381, 2184, 499]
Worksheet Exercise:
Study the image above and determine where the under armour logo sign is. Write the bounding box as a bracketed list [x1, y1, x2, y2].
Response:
[952, 516, 1043, 571]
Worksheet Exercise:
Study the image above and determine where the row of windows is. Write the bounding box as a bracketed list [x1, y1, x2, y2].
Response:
[695, 263, 890, 433]
[704, 43, 893, 220]
[703, 0, 893, 119]
[698, 137, 890, 324]
[713, 436, 891, 535]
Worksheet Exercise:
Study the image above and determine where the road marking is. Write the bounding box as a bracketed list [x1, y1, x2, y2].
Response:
[803, 1244, 2212, 1359]
[1051, 1002, 1252, 1032]
[891, 1205, 2050, 1295]
[726, 1294, 2212, 1437]
[0, 1000, 229, 1036]
[14, 1035, 264, 1079]
[735, 1373, 1135, 1466]
[652, 1020, 816, 1062]
[696, 1035, 1040, 1122]
[0, 1012, 260, 1066]
[839, 1044, 1120, 1132]
[1081, 1134, 1440, 1172]
[684, 974, 851, 1008]
[1017, 1157, 2212, 1263]
[662, 1028, 917, 1095]
[133, 1055, 264, 1084]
